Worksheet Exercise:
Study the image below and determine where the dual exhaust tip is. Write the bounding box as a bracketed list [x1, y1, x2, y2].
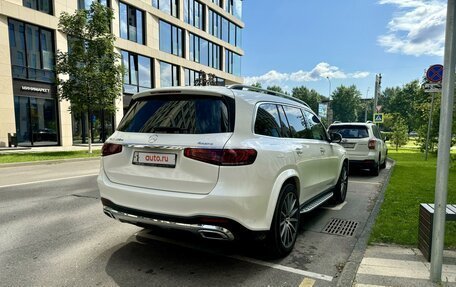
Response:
[103, 206, 234, 241]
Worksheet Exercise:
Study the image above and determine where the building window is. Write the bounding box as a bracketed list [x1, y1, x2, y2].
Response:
[8, 19, 55, 83]
[225, 49, 241, 76]
[225, 0, 242, 19]
[211, 0, 221, 7]
[23, 0, 52, 15]
[14, 96, 59, 146]
[119, 2, 145, 44]
[184, 0, 204, 30]
[189, 33, 220, 70]
[159, 20, 183, 57]
[152, 0, 178, 18]
[121, 50, 153, 94]
[209, 9, 241, 47]
[160, 61, 179, 87]
[78, 0, 109, 9]
[184, 68, 200, 86]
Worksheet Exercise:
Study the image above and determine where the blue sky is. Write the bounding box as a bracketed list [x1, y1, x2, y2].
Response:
[241, 0, 446, 98]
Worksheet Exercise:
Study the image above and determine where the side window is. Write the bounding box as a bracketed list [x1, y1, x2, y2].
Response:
[254, 104, 282, 137]
[277, 105, 292, 137]
[372, 125, 382, 139]
[302, 110, 327, 141]
[282, 106, 307, 139]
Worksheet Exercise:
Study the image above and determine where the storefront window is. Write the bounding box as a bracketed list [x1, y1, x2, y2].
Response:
[72, 110, 114, 144]
[14, 96, 58, 146]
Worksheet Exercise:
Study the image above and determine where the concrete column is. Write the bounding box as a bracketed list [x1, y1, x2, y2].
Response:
[178, 65, 185, 86]
[0, 16, 16, 147]
[111, 0, 120, 38]
[150, 13, 160, 50]
[114, 47, 124, 128]
[178, 0, 184, 21]
[55, 29, 73, 146]
[153, 58, 161, 88]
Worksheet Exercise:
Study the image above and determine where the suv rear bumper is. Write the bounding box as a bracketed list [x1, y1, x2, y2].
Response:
[97, 169, 272, 231]
[102, 203, 235, 240]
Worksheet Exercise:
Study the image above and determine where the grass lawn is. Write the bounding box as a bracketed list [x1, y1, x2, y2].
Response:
[369, 149, 456, 248]
[0, 150, 101, 164]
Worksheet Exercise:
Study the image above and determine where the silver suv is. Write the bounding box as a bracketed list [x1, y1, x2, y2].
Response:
[328, 122, 387, 176]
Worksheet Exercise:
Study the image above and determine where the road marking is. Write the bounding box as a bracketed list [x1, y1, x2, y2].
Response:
[136, 231, 334, 282]
[229, 255, 333, 282]
[349, 180, 381, 185]
[299, 277, 315, 287]
[323, 201, 347, 210]
[0, 174, 98, 188]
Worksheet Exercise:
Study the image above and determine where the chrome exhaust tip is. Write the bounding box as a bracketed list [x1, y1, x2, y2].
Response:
[198, 229, 231, 240]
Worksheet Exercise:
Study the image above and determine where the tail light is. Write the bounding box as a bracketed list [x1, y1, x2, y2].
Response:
[368, 139, 377, 150]
[184, 148, 257, 166]
[102, 143, 123, 156]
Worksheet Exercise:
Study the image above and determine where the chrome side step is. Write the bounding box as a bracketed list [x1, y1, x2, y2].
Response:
[300, 192, 334, 214]
[103, 206, 235, 241]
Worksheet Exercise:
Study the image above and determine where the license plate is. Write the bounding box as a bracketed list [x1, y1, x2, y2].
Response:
[132, 151, 176, 168]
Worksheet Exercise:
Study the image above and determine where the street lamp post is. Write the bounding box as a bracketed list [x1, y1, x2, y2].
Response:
[326, 76, 332, 99]
[365, 87, 370, 122]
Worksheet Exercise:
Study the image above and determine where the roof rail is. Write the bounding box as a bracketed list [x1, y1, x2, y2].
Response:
[227, 84, 310, 108]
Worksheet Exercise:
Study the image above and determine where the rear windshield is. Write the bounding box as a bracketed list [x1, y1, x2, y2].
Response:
[329, 125, 369, 139]
[117, 95, 234, 134]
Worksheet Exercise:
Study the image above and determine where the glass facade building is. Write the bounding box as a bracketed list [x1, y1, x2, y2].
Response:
[0, 0, 244, 147]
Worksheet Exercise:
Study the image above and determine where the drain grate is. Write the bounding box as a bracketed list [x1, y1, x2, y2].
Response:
[322, 218, 358, 236]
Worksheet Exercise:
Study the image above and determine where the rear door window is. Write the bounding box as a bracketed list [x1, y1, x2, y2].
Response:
[329, 125, 369, 139]
[118, 95, 233, 134]
[282, 106, 308, 139]
[254, 104, 283, 137]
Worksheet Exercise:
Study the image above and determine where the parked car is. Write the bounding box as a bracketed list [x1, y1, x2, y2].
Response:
[98, 85, 348, 257]
[328, 122, 388, 176]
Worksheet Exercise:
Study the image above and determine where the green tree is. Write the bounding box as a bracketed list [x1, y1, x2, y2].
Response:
[331, 85, 362, 122]
[267, 85, 285, 94]
[291, 86, 323, 112]
[55, 3, 122, 153]
[390, 116, 409, 151]
[251, 82, 262, 88]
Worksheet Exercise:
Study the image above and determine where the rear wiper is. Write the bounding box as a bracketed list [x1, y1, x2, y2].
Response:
[151, 126, 189, 133]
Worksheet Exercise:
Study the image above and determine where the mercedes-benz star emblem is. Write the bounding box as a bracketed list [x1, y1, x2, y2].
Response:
[148, 134, 158, 143]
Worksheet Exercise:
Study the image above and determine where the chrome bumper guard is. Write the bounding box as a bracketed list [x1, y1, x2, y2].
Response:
[103, 206, 235, 241]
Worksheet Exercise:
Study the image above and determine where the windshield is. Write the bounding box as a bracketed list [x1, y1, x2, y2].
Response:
[329, 125, 369, 139]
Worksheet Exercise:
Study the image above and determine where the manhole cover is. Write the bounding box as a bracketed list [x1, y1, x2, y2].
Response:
[322, 218, 358, 236]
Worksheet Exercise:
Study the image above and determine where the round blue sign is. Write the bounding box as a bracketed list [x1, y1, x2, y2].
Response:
[426, 64, 443, 83]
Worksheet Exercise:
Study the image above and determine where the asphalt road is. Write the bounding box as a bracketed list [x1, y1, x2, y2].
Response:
[0, 159, 392, 287]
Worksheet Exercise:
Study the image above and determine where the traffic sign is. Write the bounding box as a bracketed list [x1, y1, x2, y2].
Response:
[426, 64, 443, 83]
[373, 113, 384, 123]
[424, 83, 442, 93]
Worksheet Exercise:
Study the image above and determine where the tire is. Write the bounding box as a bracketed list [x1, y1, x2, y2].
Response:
[332, 163, 348, 204]
[267, 183, 300, 258]
[380, 152, 387, 169]
[370, 157, 380, 176]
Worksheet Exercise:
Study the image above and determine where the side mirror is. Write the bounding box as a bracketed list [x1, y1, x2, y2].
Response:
[330, 132, 342, 143]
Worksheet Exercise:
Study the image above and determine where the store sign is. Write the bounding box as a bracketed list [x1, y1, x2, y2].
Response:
[21, 86, 51, 94]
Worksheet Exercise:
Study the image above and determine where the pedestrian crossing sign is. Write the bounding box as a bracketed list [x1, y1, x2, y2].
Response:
[373, 113, 384, 123]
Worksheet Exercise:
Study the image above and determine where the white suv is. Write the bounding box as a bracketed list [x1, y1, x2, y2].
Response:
[328, 122, 387, 176]
[98, 85, 348, 257]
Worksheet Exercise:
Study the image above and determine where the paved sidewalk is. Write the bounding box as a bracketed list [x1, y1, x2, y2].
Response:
[354, 244, 456, 286]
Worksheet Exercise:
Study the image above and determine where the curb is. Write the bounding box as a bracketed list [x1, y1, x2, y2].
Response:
[0, 157, 100, 168]
[336, 158, 396, 287]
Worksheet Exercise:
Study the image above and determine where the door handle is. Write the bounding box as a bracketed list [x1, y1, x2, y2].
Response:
[295, 148, 303, 155]
[320, 147, 325, 154]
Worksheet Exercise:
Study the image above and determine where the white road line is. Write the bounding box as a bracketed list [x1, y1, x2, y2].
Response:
[229, 255, 334, 282]
[349, 180, 381, 185]
[136, 231, 334, 282]
[0, 173, 98, 188]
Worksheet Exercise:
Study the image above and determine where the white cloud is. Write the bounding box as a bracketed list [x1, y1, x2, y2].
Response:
[378, 0, 446, 56]
[244, 62, 369, 85]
